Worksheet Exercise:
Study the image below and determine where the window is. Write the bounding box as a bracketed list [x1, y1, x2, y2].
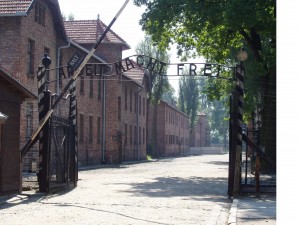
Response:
[139, 126, 141, 145]
[124, 124, 127, 143]
[143, 97, 145, 116]
[80, 76, 84, 94]
[166, 110, 168, 123]
[59, 52, 63, 87]
[134, 126, 137, 145]
[118, 96, 121, 121]
[130, 125, 132, 145]
[134, 93, 137, 113]
[124, 87, 127, 110]
[35, 3, 45, 26]
[166, 135, 168, 144]
[28, 39, 35, 75]
[143, 127, 145, 145]
[139, 95, 142, 115]
[79, 114, 84, 142]
[97, 117, 101, 144]
[130, 90, 132, 112]
[98, 79, 101, 100]
[89, 76, 93, 97]
[89, 116, 93, 144]
[26, 103, 33, 141]
[44, 47, 50, 81]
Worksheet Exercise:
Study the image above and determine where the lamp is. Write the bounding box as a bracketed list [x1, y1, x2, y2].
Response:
[237, 48, 248, 62]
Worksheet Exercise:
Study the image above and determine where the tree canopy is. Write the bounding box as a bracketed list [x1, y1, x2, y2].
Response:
[134, 0, 276, 163]
[134, 0, 276, 117]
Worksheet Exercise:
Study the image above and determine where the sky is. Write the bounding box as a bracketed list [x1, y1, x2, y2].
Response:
[58, 0, 204, 95]
[59, 0, 145, 58]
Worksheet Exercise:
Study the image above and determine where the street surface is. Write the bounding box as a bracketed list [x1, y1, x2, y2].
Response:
[0, 154, 231, 225]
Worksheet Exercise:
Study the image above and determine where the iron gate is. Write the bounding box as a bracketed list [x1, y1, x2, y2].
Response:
[48, 115, 76, 190]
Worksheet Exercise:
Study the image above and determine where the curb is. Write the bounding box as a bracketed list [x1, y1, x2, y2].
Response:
[228, 198, 239, 225]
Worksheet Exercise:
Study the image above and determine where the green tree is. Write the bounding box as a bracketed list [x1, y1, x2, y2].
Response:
[178, 71, 200, 132]
[197, 77, 229, 146]
[135, 36, 171, 158]
[162, 86, 177, 106]
[134, 0, 276, 167]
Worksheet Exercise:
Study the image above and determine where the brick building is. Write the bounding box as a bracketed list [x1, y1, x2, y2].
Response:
[63, 18, 148, 164]
[0, 68, 36, 195]
[0, 0, 148, 170]
[149, 100, 190, 157]
[190, 113, 211, 147]
[0, 0, 68, 171]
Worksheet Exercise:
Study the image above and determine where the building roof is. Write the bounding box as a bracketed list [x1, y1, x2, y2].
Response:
[0, 0, 67, 40]
[0, 0, 34, 16]
[160, 100, 189, 118]
[198, 112, 206, 116]
[0, 68, 37, 99]
[123, 62, 144, 86]
[64, 17, 130, 50]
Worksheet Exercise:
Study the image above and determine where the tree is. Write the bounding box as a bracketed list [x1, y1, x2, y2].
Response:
[162, 86, 177, 106]
[197, 77, 229, 146]
[135, 36, 171, 157]
[134, 0, 276, 167]
[178, 70, 200, 132]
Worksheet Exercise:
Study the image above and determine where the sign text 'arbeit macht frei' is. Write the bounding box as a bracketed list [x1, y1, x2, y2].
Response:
[57, 54, 233, 80]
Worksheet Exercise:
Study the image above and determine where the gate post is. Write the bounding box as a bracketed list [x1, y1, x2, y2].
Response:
[233, 62, 245, 197]
[69, 81, 78, 186]
[37, 54, 52, 192]
[228, 90, 239, 197]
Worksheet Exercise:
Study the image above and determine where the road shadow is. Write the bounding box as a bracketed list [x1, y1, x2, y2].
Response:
[120, 176, 229, 203]
[205, 161, 229, 166]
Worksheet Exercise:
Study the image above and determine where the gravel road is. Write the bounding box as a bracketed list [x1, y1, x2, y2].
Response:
[0, 154, 231, 225]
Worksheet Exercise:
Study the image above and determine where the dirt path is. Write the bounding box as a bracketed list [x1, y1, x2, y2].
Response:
[0, 154, 231, 225]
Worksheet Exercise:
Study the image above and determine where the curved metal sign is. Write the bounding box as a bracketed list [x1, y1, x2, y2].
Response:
[58, 54, 235, 81]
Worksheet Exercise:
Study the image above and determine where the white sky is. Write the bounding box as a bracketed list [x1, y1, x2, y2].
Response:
[58, 0, 203, 94]
[58, 0, 144, 58]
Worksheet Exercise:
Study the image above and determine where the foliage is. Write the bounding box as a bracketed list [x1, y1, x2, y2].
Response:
[197, 77, 230, 144]
[178, 69, 200, 130]
[135, 36, 171, 157]
[135, 36, 171, 104]
[161, 86, 177, 106]
[133, 0, 276, 118]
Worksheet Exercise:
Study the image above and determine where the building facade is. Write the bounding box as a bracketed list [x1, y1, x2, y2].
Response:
[0, 0, 68, 171]
[0, 68, 36, 195]
[190, 113, 211, 147]
[149, 100, 190, 157]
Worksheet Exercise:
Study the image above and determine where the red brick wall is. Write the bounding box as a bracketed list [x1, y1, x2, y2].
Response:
[0, 1, 147, 168]
[191, 115, 210, 147]
[121, 80, 147, 161]
[153, 101, 190, 157]
[0, 81, 22, 195]
[0, 0, 66, 171]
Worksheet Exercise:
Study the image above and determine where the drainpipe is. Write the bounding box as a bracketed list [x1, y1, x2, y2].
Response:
[56, 39, 71, 114]
[136, 86, 143, 160]
[101, 73, 106, 163]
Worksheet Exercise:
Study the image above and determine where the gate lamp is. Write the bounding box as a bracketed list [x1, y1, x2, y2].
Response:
[237, 48, 248, 62]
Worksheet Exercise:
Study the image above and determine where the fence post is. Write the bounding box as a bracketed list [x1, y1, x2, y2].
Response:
[37, 54, 52, 193]
[69, 80, 78, 186]
[228, 90, 239, 197]
[233, 63, 245, 197]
